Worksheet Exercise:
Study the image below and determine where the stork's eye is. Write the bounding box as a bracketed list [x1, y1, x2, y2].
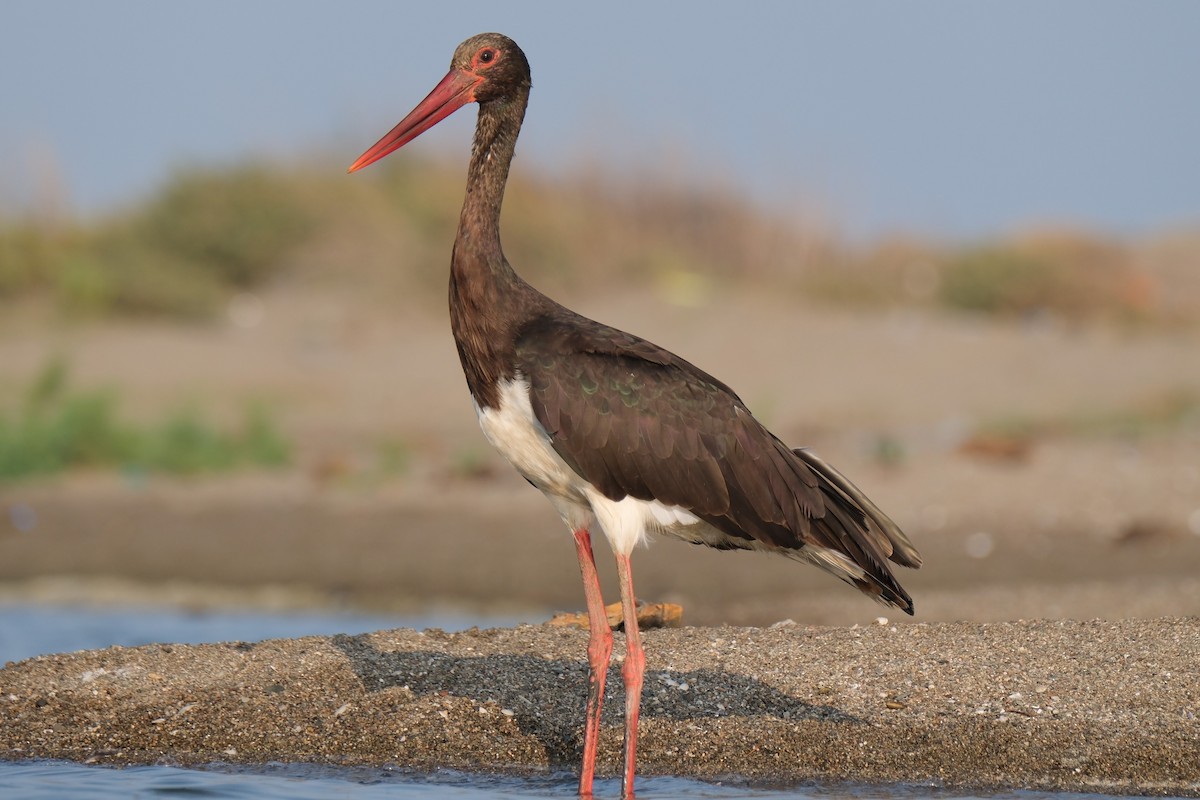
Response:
[477, 49, 496, 65]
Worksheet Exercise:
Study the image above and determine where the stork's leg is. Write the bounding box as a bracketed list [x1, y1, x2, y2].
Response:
[614, 552, 645, 800]
[572, 528, 612, 799]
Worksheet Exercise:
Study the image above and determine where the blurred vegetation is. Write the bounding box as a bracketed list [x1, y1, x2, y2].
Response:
[936, 231, 1149, 321]
[0, 158, 1197, 324]
[0, 359, 290, 480]
[0, 167, 316, 317]
[979, 388, 1200, 442]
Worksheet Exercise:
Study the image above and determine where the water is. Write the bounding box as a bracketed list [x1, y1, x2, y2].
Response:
[0, 760, 825, 799]
[0, 602, 514, 665]
[0, 604, 1185, 799]
[1, 759, 1175, 800]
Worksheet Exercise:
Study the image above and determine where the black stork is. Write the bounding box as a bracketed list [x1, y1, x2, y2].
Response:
[349, 32, 921, 799]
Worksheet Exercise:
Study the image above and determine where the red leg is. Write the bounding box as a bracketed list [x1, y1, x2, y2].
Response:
[614, 553, 644, 800]
[573, 528, 612, 799]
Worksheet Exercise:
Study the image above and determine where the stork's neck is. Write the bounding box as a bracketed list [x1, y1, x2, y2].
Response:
[450, 85, 538, 409]
[457, 88, 528, 263]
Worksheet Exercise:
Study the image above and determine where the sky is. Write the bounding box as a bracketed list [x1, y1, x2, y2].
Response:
[3, 1, 1198, 240]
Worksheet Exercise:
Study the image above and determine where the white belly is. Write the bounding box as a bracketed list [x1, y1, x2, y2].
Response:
[474, 377, 584, 502]
[474, 377, 708, 555]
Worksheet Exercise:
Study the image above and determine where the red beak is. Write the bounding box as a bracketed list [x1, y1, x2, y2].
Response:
[347, 67, 481, 173]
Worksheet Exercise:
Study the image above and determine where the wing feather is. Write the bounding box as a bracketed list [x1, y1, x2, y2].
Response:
[516, 311, 919, 612]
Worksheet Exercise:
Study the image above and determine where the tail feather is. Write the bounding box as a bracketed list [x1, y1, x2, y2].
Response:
[792, 447, 923, 568]
[787, 446, 921, 614]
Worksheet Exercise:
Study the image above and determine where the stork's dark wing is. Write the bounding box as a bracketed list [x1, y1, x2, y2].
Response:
[516, 313, 920, 612]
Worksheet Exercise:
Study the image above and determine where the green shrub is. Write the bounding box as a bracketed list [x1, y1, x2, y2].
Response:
[87, 234, 225, 318]
[0, 222, 59, 296]
[0, 360, 292, 480]
[133, 167, 314, 287]
[238, 403, 291, 469]
[938, 246, 1060, 315]
[0, 165, 312, 318]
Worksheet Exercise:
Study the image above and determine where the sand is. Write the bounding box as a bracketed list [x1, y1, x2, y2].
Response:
[2, 618, 1198, 795]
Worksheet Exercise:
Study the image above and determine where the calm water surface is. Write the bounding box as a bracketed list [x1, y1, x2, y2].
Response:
[0, 602, 515, 665]
[0, 759, 854, 799]
[0, 604, 1187, 799]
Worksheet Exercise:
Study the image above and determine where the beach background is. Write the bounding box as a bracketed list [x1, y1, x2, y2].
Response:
[3, 1, 1200, 633]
